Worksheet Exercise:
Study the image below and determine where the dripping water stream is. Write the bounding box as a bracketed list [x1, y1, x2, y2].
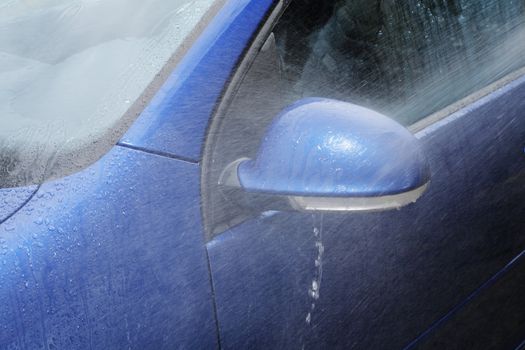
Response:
[305, 214, 324, 326]
[301, 214, 325, 349]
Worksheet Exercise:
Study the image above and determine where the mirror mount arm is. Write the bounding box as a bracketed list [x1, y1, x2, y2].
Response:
[218, 158, 249, 188]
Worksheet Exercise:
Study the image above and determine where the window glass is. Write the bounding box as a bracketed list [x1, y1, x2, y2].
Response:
[0, 0, 218, 187]
[274, 0, 525, 125]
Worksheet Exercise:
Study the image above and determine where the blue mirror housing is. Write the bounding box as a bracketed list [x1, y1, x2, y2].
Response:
[220, 98, 430, 211]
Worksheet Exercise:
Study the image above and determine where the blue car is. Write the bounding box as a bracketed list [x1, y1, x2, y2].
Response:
[1, 0, 525, 349]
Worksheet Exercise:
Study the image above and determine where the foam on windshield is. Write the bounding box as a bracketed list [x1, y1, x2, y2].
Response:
[0, 0, 217, 187]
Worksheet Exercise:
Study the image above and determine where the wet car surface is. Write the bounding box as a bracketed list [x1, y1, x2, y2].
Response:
[1, 0, 525, 349]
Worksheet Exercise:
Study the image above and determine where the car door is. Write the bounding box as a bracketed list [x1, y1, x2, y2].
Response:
[202, 1, 525, 348]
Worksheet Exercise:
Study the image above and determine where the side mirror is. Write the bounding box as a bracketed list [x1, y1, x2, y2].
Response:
[219, 98, 430, 212]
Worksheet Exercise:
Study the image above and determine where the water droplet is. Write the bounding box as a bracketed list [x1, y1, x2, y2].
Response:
[311, 280, 319, 291]
[308, 289, 319, 300]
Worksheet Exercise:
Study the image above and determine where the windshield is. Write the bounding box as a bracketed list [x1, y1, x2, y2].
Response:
[0, 0, 218, 187]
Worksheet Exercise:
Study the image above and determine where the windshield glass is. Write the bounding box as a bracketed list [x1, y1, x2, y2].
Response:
[0, 0, 217, 187]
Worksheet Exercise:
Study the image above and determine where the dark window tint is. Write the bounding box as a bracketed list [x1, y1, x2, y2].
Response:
[275, 0, 525, 124]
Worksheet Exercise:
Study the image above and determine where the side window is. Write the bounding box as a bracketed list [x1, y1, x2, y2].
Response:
[275, 0, 525, 125]
[202, 0, 525, 236]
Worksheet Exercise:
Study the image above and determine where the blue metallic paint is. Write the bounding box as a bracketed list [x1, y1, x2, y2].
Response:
[207, 74, 525, 349]
[237, 98, 430, 197]
[119, 0, 276, 161]
[0, 146, 217, 349]
[0, 0, 523, 348]
[405, 248, 525, 349]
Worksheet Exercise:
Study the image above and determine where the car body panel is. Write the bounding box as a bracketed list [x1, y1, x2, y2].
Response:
[119, 0, 276, 161]
[0, 146, 217, 349]
[0, 0, 524, 348]
[206, 74, 525, 349]
[412, 249, 525, 349]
